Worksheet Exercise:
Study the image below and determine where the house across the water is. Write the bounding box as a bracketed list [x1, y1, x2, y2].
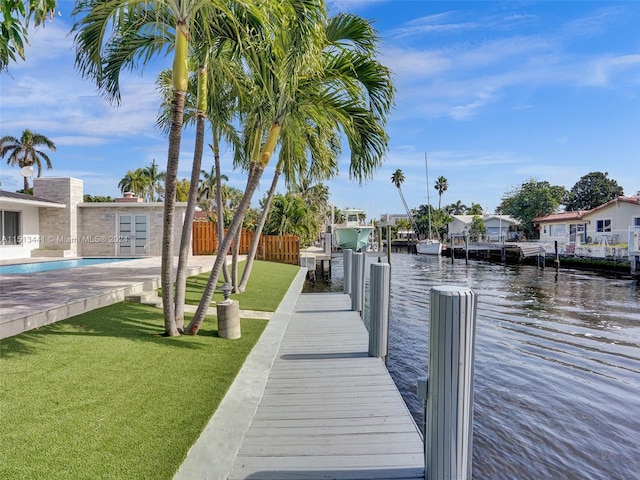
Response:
[533, 195, 640, 261]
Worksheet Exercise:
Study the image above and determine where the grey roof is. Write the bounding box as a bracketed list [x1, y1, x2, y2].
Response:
[0, 190, 64, 206]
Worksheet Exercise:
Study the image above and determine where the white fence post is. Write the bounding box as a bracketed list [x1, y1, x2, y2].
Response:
[368, 262, 390, 360]
[425, 286, 477, 480]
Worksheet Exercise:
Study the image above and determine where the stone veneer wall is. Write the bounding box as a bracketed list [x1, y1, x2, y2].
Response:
[78, 204, 187, 256]
[34, 177, 83, 256]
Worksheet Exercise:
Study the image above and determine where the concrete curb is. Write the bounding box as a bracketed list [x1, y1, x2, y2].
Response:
[173, 267, 308, 480]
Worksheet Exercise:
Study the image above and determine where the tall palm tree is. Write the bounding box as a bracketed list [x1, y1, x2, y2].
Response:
[235, 12, 394, 294]
[391, 169, 417, 232]
[72, 0, 267, 336]
[434, 175, 448, 210]
[1, 129, 56, 191]
[143, 159, 165, 202]
[186, 1, 331, 333]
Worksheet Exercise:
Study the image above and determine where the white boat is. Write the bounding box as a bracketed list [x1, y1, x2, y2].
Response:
[417, 153, 442, 256]
[333, 208, 374, 252]
[416, 238, 443, 255]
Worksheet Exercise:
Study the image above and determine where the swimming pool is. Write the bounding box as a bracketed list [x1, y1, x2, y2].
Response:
[0, 258, 136, 274]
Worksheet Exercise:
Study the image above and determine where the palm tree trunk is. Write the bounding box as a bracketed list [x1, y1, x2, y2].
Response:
[213, 136, 231, 285]
[174, 111, 205, 330]
[184, 163, 265, 334]
[231, 223, 241, 291]
[237, 168, 281, 292]
[161, 89, 185, 337]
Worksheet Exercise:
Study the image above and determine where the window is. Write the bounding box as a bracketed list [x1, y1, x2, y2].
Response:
[1, 210, 21, 245]
[596, 219, 611, 233]
[634, 217, 640, 230]
[549, 224, 566, 237]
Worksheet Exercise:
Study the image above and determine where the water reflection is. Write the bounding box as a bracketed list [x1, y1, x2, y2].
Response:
[305, 253, 640, 480]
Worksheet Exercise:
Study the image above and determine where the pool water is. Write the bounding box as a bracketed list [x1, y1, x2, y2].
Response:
[0, 258, 136, 274]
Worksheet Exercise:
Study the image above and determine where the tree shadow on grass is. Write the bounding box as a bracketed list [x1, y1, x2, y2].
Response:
[0, 302, 220, 359]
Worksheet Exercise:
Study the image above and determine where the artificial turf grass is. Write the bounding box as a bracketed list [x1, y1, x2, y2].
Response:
[184, 259, 301, 312]
[1, 260, 301, 479]
[0, 304, 267, 480]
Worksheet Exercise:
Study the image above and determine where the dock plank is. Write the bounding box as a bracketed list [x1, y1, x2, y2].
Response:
[227, 292, 424, 480]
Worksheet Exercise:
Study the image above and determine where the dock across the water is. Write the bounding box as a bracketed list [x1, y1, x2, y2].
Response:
[174, 269, 424, 479]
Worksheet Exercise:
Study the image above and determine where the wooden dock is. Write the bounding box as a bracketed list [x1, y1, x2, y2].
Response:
[174, 271, 424, 480]
[227, 292, 424, 479]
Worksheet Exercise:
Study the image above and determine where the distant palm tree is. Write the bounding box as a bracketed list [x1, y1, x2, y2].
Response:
[1, 129, 56, 191]
[391, 169, 417, 229]
[445, 200, 467, 215]
[467, 202, 483, 215]
[118, 169, 150, 199]
[143, 159, 165, 202]
[434, 176, 448, 210]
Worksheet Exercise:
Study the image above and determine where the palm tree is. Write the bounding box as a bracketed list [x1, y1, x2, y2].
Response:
[187, 0, 340, 334]
[228, 11, 395, 298]
[72, 0, 268, 336]
[467, 202, 483, 215]
[1, 129, 56, 191]
[434, 175, 448, 210]
[118, 168, 150, 198]
[198, 165, 228, 214]
[143, 159, 165, 202]
[446, 200, 467, 215]
[1, 0, 56, 70]
[391, 169, 417, 232]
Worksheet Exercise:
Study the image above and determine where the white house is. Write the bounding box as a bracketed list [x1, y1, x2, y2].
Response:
[534, 196, 640, 246]
[447, 214, 520, 241]
[0, 190, 66, 259]
[0, 177, 189, 261]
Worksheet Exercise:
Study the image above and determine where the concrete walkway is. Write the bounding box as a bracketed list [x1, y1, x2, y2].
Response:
[0, 256, 220, 339]
[174, 269, 424, 480]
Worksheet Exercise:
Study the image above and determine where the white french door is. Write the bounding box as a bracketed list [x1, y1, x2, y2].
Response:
[117, 214, 149, 255]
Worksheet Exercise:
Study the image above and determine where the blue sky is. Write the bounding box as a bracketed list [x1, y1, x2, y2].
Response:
[1, 1, 638, 221]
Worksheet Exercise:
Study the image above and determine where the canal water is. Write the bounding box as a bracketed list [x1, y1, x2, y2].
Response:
[303, 252, 640, 480]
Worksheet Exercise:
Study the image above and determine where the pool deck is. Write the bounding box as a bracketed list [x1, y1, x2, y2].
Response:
[0, 255, 223, 340]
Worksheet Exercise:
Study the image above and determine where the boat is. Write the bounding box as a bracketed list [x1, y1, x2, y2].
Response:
[416, 153, 443, 255]
[416, 238, 442, 255]
[333, 208, 374, 252]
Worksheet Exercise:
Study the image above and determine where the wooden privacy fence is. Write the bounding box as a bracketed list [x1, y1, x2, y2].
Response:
[192, 221, 300, 265]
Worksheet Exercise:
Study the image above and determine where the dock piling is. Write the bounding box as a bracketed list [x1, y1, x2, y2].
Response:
[368, 263, 391, 361]
[351, 252, 365, 313]
[343, 249, 353, 295]
[424, 286, 477, 480]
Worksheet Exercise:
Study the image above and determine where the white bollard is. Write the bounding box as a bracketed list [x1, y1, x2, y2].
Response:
[368, 263, 390, 360]
[343, 249, 353, 295]
[425, 286, 477, 480]
[350, 252, 365, 313]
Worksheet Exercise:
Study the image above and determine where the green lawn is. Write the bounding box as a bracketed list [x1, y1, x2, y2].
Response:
[0, 260, 300, 479]
[184, 259, 301, 311]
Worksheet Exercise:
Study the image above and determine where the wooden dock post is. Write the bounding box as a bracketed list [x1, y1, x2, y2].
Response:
[351, 252, 365, 313]
[343, 248, 353, 295]
[425, 286, 477, 480]
[368, 263, 390, 361]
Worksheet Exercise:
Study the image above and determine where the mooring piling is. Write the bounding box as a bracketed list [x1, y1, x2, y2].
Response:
[423, 286, 478, 480]
[368, 262, 391, 362]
